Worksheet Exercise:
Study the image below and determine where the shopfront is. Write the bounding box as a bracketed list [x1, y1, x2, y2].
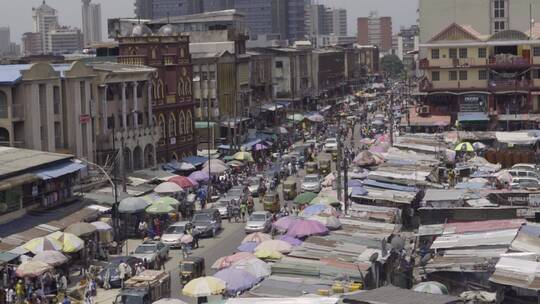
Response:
[458, 94, 490, 130]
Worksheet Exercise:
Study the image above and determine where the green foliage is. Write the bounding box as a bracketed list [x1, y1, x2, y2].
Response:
[380, 54, 404, 78]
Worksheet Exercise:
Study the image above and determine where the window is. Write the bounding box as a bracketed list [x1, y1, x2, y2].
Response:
[178, 111, 185, 135]
[534, 47, 540, 57]
[275, 61, 283, 68]
[449, 71, 458, 81]
[168, 113, 177, 137]
[479, 70, 488, 80]
[0, 91, 7, 118]
[186, 111, 193, 134]
[449, 48, 457, 59]
[459, 70, 468, 80]
[431, 71, 440, 81]
[459, 48, 468, 59]
[80, 81, 86, 114]
[494, 21, 505, 32]
[107, 116, 115, 130]
[209, 71, 216, 80]
[534, 69, 540, 79]
[494, 0, 505, 18]
[431, 49, 440, 59]
[202, 72, 208, 81]
[159, 115, 166, 142]
[478, 48, 487, 58]
[53, 86, 60, 114]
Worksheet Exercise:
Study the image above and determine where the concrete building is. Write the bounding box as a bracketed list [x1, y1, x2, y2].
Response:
[325, 8, 347, 36]
[397, 25, 419, 76]
[21, 32, 43, 56]
[314, 34, 356, 48]
[46, 27, 84, 55]
[357, 11, 392, 52]
[287, 0, 307, 41]
[32, 1, 59, 54]
[203, 0, 234, 12]
[0, 27, 10, 55]
[311, 48, 346, 99]
[152, 0, 203, 19]
[134, 0, 154, 19]
[81, 0, 102, 46]
[235, 0, 274, 39]
[305, 4, 327, 37]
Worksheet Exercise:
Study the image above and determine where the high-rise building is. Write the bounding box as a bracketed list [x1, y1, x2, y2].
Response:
[81, 0, 102, 46]
[135, 0, 154, 19]
[152, 0, 203, 19]
[202, 0, 234, 12]
[397, 25, 419, 74]
[357, 11, 392, 52]
[22, 32, 43, 56]
[47, 27, 84, 54]
[305, 4, 326, 37]
[235, 0, 273, 38]
[325, 8, 347, 36]
[287, 0, 306, 41]
[32, 1, 59, 54]
[0, 27, 10, 55]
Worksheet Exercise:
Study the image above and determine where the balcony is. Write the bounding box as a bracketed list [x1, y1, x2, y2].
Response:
[488, 79, 531, 91]
[420, 58, 488, 69]
[488, 55, 530, 69]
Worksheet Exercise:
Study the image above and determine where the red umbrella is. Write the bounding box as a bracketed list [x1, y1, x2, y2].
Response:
[168, 176, 198, 188]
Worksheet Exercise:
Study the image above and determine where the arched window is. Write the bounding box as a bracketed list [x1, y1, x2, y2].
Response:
[0, 91, 8, 118]
[168, 113, 177, 137]
[152, 80, 157, 99]
[186, 110, 193, 134]
[178, 111, 185, 135]
[158, 114, 166, 142]
[158, 79, 165, 98]
[172, 152, 179, 160]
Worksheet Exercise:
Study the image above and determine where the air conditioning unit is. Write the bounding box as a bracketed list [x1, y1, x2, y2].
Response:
[420, 106, 431, 115]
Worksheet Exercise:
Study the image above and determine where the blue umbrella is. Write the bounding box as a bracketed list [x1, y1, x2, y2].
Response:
[300, 204, 328, 217]
[237, 242, 258, 253]
[350, 186, 368, 197]
[213, 268, 259, 294]
[278, 235, 303, 247]
[348, 179, 363, 187]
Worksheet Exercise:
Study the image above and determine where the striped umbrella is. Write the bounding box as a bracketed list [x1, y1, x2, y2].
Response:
[23, 237, 63, 254]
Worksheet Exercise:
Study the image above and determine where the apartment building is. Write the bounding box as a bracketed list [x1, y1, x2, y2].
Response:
[357, 12, 392, 53]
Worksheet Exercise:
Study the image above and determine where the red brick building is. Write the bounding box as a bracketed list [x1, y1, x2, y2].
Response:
[118, 24, 196, 163]
[357, 13, 392, 52]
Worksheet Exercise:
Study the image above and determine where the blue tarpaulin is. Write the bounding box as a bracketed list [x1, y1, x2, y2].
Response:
[362, 179, 418, 193]
[350, 186, 368, 197]
[218, 139, 262, 151]
[34, 161, 86, 180]
[181, 156, 208, 167]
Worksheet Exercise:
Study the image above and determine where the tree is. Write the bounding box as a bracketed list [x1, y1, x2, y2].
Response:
[380, 54, 404, 78]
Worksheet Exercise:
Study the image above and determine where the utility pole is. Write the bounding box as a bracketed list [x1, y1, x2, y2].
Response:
[207, 92, 212, 205]
[343, 153, 349, 215]
[389, 93, 394, 147]
[336, 115, 343, 201]
[111, 122, 119, 242]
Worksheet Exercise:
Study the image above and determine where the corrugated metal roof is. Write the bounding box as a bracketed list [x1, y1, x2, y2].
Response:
[431, 228, 519, 250]
[0, 147, 72, 179]
[342, 286, 462, 304]
[510, 223, 540, 254]
[490, 257, 540, 290]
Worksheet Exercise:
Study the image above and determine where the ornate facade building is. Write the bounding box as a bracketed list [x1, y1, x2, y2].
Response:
[117, 24, 196, 163]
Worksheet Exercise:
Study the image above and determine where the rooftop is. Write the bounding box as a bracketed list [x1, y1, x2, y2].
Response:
[0, 147, 72, 179]
[88, 62, 155, 74]
[342, 285, 462, 304]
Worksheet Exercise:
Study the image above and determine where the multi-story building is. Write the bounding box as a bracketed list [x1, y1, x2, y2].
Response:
[235, 0, 274, 39]
[357, 11, 392, 53]
[0, 27, 10, 55]
[325, 8, 347, 37]
[203, 0, 234, 12]
[397, 25, 419, 75]
[152, 0, 203, 19]
[135, 0, 154, 19]
[305, 4, 327, 38]
[287, 0, 307, 42]
[81, 0, 102, 46]
[47, 27, 84, 55]
[118, 24, 197, 163]
[312, 48, 346, 99]
[418, 23, 540, 131]
[21, 32, 43, 56]
[32, 1, 59, 54]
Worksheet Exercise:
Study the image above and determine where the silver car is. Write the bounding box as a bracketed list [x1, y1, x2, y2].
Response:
[131, 240, 169, 268]
[161, 221, 189, 248]
[245, 211, 272, 234]
[301, 174, 322, 193]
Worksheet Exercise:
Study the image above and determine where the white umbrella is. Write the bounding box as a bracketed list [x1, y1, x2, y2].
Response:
[154, 182, 183, 193]
[90, 221, 113, 231]
[178, 162, 196, 171]
[153, 299, 188, 304]
[232, 258, 271, 279]
[32, 250, 69, 266]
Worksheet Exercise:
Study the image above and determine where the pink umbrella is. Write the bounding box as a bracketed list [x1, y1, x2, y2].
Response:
[242, 232, 272, 244]
[359, 138, 375, 145]
[369, 146, 387, 153]
[212, 252, 256, 270]
[273, 216, 298, 231]
[168, 176, 198, 189]
[278, 235, 303, 246]
[254, 144, 267, 151]
[286, 219, 329, 238]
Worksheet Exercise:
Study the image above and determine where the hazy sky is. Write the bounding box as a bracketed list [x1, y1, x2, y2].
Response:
[0, 0, 419, 43]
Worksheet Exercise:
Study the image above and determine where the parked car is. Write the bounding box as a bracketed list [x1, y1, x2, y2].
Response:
[511, 177, 540, 189]
[131, 240, 169, 269]
[323, 138, 338, 152]
[247, 177, 262, 196]
[508, 169, 540, 179]
[245, 211, 272, 233]
[511, 164, 539, 173]
[301, 174, 322, 193]
[192, 209, 222, 238]
[161, 221, 193, 249]
[96, 256, 142, 288]
[214, 198, 232, 218]
[227, 186, 248, 205]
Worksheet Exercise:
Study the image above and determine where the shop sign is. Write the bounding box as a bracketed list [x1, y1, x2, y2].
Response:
[460, 95, 486, 112]
[79, 114, 91, 124]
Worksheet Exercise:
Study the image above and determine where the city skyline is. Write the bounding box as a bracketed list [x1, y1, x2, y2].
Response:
[1, 0, 418, 43]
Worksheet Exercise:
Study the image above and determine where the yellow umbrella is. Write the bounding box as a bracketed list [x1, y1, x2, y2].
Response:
[23, 237, 63, 254]
[455, 142, 474, 152]
[48, 232, 85, 253]
[254, 249, 283, 260]
[182, 276, 226, 297]
[233, 151, 254, 162]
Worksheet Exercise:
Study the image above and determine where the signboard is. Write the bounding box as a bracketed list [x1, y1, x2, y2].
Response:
[170, 137, 176, 145]
[79, 114, 91, 124]
[460, 95, 486, 112]
[530, 194, 540, 207]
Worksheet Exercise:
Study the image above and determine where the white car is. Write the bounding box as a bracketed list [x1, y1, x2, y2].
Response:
[301, 174, 322, 193]
[511, 177, 540, 189]
[245, 211, 272, 233]
[324, 138, 338, 152]
[161, 221, 189, 248]
[511, 163, 539, 173]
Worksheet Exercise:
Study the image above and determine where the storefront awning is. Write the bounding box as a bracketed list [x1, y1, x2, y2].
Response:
[195, 121, 217, 129]
[458, 112, 489, 121]
[34, 161, 86, 180]
[218, 139, 262, 151]
[498, 114, 540, 121]
[181, 155, 208, 166]
[260, 104, 284, 112]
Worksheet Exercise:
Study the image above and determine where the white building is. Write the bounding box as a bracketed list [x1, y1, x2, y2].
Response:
[32, 1, 58, 54]
[0, 27, 10, 55]
[325, 8, 347, 36]
[81, 0, 102, 46]
[47, 27, 84, 54]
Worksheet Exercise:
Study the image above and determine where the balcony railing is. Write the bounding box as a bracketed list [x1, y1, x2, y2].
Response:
[488, 55, 530, 68]
[488, 79, 531, 91]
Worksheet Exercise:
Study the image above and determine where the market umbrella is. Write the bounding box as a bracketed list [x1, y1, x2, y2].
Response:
[182, 277, 226, 297]
[473, 142, 487, 151]
[153, 299, 189, 304]
[307, 113, 324, 123]
[350, 186, 368, 197]
[32, 250, 69, 266]
[212, 252, 257, 270]
[309, 215, 342, 230]
[90, 221, 113, 231]
[23, 237, 63, 254]
[118, 197, 150, 214]
[145, 201, 175, 214]
[177, 162, 196, 171]
[353, 151, 384, 167]
[310, 194, 340, 206]
[278, 127, 288, 134]
[16, 261, 52, 278]
[237, 242, 258, 253]
[65, 222, 97, 237]
[154, 196, 181, 208]
[321, 173, 336, 187]
[273, 216, 298, 231]
[242, 232, 272, 244]
[294, 192, 317, 205]
[348, 179, 363, 187]
[233, 151, 254, 162]
[369, 145, 388, 153]
[254, 143, 267, 151]
[231, 258, 271, 279]
[255, 240, 292, 253]
[213, 268, 258, 294]
[287, 114, 305, 122]
[286, 219, 329, 238]
[413, 281, 449, 295]
[205, 163, 228, 175]
[495, 170, 513, 184]
[227, 160, 245, 167]
[455, 142, 474, 152]
[203, 159, 226, 168]
[154, 182, 183, 194]
[254, 249, 283, 260]
[300, 204, 337, 217]
[188, 170, 210, 182]
[48, 232, 85, 253]
[278, 235, 303, 247]
[168, 176, 198, 189]
[359, 138, 375, 145]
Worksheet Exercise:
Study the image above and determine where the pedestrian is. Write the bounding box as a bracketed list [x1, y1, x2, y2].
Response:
[61, 295, 71, 304]
[181, 242, 190, 259]
[5, 287, 13, 304]
[138, 220, 147, 239]
[240, 201, 247, 222]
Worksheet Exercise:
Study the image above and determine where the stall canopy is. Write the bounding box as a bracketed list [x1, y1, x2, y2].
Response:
[34, 161, 86, 180]
[218, 139, 262, 151]
[495, 131, 538, 145]
[181, 156, 208, 167]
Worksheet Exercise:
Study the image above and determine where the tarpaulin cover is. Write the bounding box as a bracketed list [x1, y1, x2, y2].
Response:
[35, 162, 86, 180]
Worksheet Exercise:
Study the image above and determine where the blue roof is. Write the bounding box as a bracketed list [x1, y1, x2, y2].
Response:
[218, 139, 262, 151]
[34, 161, 86, 180]
[0, 63, 73, 85]
[181, 155, 207, 166]
[362, 179, 418, 193]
